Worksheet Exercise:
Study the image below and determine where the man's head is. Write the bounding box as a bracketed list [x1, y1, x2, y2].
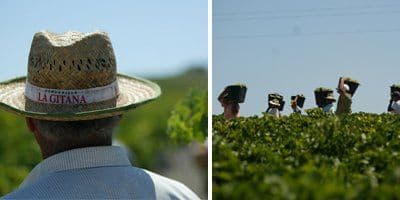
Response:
[220, 99, 240, 119]
[0, 31, 161, 159]
[324, 93, 337, 106]
[392, 91, 400, 101]
[269, 99, 281, 109]
[26, 115, 122, 158]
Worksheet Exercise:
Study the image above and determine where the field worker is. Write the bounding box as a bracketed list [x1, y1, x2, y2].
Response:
[323, 93, 336, 114]
[267, 99, 281, 117]
[1, 31, 199, 199]
[389, 91, 400, 114]
[336, 77, 359, 115]
[218, 84, 247, 119]
[291, 95, 305, 114]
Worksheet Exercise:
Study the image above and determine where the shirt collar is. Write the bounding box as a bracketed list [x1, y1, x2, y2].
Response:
[20, 146, 132, 188]
[269, 108, 279, 112]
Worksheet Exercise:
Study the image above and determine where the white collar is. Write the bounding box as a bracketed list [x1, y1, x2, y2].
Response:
[20, 146, 132, 188]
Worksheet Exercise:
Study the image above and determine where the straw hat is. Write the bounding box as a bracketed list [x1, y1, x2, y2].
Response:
[325, 93, 336, 102]
[0, 31, 161, 121]
[269, 99, 281, 107]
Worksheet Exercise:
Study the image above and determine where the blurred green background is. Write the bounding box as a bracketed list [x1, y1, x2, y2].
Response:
[0, 67, 207, 198]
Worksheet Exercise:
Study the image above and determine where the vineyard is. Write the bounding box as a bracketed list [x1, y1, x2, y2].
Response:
[213, 109, 400, 199]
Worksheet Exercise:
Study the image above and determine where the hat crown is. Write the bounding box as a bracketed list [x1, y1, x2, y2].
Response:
[27, 30, 116, 89]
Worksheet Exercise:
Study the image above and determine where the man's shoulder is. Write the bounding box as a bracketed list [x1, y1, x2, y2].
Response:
[392, 101, 400, 109]
[143, 169, 201, 200]
[2, 166, 200, 200]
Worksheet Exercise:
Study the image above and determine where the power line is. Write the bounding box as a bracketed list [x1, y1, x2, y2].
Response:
[214, 9, 400, 22]
[214, 28, 400, 40]
[213, 3, 400, 16]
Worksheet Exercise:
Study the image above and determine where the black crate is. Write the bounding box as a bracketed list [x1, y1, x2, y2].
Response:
[223, 85, 247, 103]
[314, 88, 333, 108]
[343, 79, 360, 96]
[268, 93, 283, 101]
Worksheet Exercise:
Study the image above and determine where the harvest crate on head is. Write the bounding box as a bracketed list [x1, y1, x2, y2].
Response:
[218, 84, 247, 104]
[340, 77, 360, 96]
[314, 87, 334, 108]
[268, 93, 285, 111]
[291, 94, 305, 108]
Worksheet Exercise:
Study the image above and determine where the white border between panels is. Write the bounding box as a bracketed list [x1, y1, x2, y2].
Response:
[207, 0, 213, 199]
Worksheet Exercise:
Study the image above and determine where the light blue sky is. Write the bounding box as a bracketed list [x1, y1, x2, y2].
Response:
[213, 0, 400, 115]
[0, 0, 207, 80]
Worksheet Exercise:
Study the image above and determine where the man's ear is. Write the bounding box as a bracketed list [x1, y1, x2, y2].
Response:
[26, 117, 37, 133]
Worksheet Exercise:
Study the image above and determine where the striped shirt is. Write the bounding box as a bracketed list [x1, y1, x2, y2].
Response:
[2, 146, 200, 200]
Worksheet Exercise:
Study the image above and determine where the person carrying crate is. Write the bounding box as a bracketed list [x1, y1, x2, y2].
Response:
[291, 94, 305, 114]
[266, 93, 284, 118]
[389, 91, 400, 114]
[388, 84, 400, 114]
[218, 84, 247, 119]
[336, 77, 360, 115]
[314, 87, 336, 114]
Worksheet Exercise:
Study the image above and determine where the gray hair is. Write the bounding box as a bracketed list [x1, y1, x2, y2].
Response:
[32, 116, 121, 142]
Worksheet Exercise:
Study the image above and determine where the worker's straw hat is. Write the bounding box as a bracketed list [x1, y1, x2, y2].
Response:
[325, 93, 336, 102]
[269, 99, 281, 107]
[0, 31, 161, 121]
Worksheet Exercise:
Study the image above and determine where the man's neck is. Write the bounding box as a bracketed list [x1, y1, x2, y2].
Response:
[41, 142, 112, 159]
[33, 132, 112, 159]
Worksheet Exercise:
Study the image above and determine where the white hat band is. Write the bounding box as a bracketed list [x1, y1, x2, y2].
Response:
[25, 81, 119, 105]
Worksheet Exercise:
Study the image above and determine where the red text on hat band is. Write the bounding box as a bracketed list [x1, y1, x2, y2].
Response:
[25, 81, 119, 105]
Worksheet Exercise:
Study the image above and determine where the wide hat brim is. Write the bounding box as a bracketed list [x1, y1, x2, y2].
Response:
[269, 100, 280, 106]
[325, 96, 336, 101]
[0, 74, 161, 121]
